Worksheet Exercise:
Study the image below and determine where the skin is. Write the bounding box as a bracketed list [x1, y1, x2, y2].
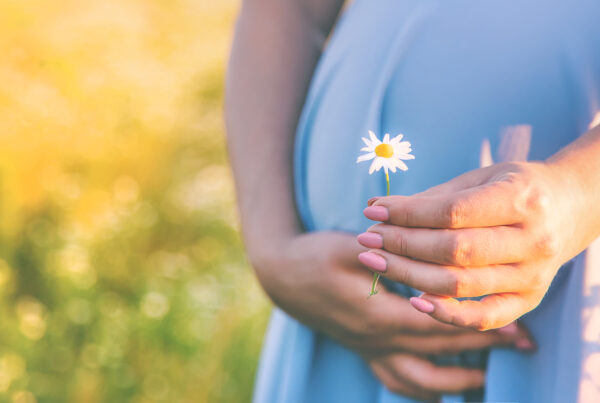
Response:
[358, 124, 600, 331]
[225, 0, 535, 399]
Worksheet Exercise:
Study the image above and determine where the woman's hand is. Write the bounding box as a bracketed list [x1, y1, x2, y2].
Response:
[357, 160, 597, 330]
[368, 354, 483, 402]
[254, 231, 534, 399]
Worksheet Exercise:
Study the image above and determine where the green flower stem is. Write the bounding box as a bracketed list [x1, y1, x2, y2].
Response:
[385, 171, 390, 195]
[368, 171, 390, 297]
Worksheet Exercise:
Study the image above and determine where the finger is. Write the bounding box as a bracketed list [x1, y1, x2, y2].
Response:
[364, 292, 467, 337]
[391, 354, 485, 394]
[410, 292, 540, 331]
[361, 224, 529, 266]
[370, 358, 439, 401]
[380, 164, 498, 201]
[367, 178, 462, 207]
[390, 325, 533, 355]
[359, 249, 527, 297]
[365, 180, 530, 229]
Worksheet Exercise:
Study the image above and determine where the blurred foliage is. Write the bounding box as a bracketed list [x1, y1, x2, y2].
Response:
[0, 0, 271, 402]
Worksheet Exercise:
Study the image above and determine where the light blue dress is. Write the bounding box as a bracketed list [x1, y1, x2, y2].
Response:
[253, 0, 600, 402]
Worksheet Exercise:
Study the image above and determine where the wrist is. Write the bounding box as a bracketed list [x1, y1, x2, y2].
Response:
[241, 219, 299, 288]
[245, 230, 296, 270]
[545, 127, 600, 243]
[543, 158, 600, 256]
[236, 199, 301, 267]
[244, 232, 300, 307]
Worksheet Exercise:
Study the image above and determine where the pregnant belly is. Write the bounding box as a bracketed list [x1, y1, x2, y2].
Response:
[295, 0, 597, 235]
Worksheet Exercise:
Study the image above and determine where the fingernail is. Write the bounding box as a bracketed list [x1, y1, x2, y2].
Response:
[497, 322, 519, 337]
[363, 206, 389, 221]
[515, 338, 536, 351]
[358, 251, 387, 272]
[409, 297, 435, 314]
[367, 197, 380, 206]
[357, 232, 383, 249]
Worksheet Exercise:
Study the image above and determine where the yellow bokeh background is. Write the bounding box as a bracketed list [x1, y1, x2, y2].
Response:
[0, 1, 269, 401]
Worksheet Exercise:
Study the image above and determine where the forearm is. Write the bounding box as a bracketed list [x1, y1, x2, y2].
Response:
[225, 0, 343, 264]
[546, 123, 600, 249]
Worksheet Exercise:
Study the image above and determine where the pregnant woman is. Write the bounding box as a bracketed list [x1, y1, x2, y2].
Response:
[226, 0, 600, 401]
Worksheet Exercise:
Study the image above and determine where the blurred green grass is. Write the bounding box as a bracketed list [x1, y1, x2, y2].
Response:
[0, 0, 271, 402]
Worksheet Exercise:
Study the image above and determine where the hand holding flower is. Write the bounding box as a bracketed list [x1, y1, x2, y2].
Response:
[357, 154, 600, 330]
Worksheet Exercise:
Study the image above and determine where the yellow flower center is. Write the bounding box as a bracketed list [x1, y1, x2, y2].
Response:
[375, 143, 394, 158]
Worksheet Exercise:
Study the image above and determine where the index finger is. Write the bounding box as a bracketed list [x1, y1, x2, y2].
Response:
[365, 181, 528, 229]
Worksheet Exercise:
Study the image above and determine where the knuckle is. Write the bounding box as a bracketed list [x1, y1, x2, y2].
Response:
[342, 312, 375, 341]
[448, 311, 493, 331]
[395, 263, 410, 285]
[527, 267, 552, 291]
[535, 231, 560, 258]
[501, 170, 528, 187]
[448, 312, 469, 329]
[446, 234, 473, 265]
[390, 230, 409, 256]
[387, 201, 411, 226]
[355, 314, 379, 338]
[525, 187, 550, 215]
[445, 270, 466, 297]
[444, 199, 466, 228]
[400, 204, 412, 227]
[500, 167, 552, 219]
[360, 306, 391, 337]
[473, 313, 495, 331]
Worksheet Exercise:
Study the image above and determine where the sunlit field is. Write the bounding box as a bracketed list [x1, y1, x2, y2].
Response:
[0, 0, 270, 401]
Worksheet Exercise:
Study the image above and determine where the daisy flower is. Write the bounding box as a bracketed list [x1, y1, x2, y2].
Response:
[357, 130, 414, 296]
[356, 130, 415, 175]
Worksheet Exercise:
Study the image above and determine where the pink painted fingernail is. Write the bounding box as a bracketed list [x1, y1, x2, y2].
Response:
[357, 232, 383, 248]
[363, 206, 389, 221]
[367, 197, 380, 206]
[410, 297, 435, 314]
[515, 338, 536, 351]
[497, 322, 519, 337]
[358, 251, 387, 272]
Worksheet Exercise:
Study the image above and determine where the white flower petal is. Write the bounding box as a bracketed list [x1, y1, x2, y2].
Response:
[395, 159, 409, 171]
[383, 133, 390, 143]
[368, 161, 377, 174]
[369, 130, 382, 146]
[396, 140, 411, 149]
[369, 157, 384, 174]
[362, 137, 372, 147]
[394, 143, 412, 155]
[388, 161, 397, 173]
[390, 134, 404, 144]
[398, 153, 415, 160]
[357, 152, 376, 163]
